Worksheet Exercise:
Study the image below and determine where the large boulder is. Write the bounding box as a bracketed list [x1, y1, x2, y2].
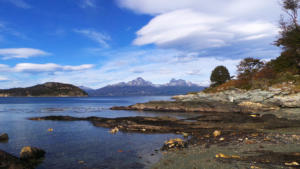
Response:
[20, 147, 45, 160]
[0, 133, 9, 142]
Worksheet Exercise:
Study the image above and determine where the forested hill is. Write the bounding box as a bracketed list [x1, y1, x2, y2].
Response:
[0, 82, 88, 97]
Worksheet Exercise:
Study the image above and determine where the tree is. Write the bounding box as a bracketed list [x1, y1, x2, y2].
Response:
[210, 66, 231, 87]
[274, 0, 300, 71]
[237, 57, 264, 80]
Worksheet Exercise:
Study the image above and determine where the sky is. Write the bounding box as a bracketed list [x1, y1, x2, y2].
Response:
[0, 0, 284, 89]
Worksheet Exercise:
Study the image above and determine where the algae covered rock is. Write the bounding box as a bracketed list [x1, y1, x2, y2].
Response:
[0, 150, 27, 169]
[20, 146, 45, 160]
[162, 138, 187, 150]
[0, 133, 9, 142]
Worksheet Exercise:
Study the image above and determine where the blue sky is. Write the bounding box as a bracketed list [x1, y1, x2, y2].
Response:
[0, 0, 283, 88]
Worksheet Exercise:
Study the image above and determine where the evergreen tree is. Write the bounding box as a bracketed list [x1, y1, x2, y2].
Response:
[210, 66, 231, 87]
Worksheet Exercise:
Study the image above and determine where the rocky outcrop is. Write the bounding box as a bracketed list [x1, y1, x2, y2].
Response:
[0, 82, 88, 97]
[111, 100, 261, 113]
[29, 112, 300, 133]
[20, 147, 45, 160]
[173, 88, 300, 108]
[111, 99, 278, 113]
[0, 150, 28, 169]
[0, 147, 45, 169]
[0, 133, 9, 142]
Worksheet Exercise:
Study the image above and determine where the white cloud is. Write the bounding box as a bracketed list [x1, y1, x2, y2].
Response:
[0, 63, 93, 73]
[133, 9, 278, 50]
[118, 0, 281, 51]
[0, 48, 50, 60]
[0, 76, 8, 81]
[80, 0, 96, 8]
[74, 29, 110, 48]
[117, 0, 279, 17]
[13, 63, 94, 73]
[6, 0, 31, 9]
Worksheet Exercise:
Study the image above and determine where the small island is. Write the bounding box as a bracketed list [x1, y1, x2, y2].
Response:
[0, 82, 88, 97]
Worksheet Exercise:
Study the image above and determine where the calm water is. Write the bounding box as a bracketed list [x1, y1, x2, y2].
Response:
[0, 96, 194, 169]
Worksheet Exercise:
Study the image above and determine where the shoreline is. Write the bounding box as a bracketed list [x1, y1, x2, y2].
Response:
[28, 105, 300, 168]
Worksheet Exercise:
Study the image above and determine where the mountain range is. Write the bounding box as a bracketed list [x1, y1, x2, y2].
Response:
[81, 77, 205, 96]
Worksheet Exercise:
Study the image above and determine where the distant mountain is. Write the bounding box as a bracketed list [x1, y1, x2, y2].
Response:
[85, 77, 204, 96]
[79, 86, 95, 95]
[0, 82, 88, 97]
[111, 77, 154, 87]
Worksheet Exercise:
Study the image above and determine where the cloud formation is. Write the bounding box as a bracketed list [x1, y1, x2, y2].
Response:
[118, 0, 281, 51]
[74, 29, 111, 48]
[13, 63, 94, 73]
[80, 0, 96, 8]
[6, 0, 31, 9]
[0, 48, 50, 60]
[0, 63, 94, 73]
[0, 76, 8, 81]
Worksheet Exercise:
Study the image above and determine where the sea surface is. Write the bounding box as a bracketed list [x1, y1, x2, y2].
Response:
[0, 96, 198, 169]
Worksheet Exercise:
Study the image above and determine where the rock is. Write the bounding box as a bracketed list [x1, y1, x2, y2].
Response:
[0, 149, 27, 169]
[78, 160, 85, 164]
[20, 146, 45, 160]
[162, 138, 187, 150]
[215, 153, 240, 159]
[0, 133, 9, 142]
[173, 87, 300, 109]
[261, 114, 277, 121]
[238, 102, 278, 111]
[111, 100, 249, 113]
[109, 127, 119, 134]
[213, 130, 221, 137]
[182, 132, 189, 137]
[215, 153, 230, 159]
[285, 161, 300, 166]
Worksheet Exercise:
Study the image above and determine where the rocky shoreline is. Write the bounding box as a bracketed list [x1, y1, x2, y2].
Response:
[109, 88, 300, 168]
[111, 88, 300, 113]
[27, 109, 300, 168]
[3, 87, 300, 168]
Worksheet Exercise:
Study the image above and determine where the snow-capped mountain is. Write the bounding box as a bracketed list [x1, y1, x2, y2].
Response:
[82, 77, 204, 96]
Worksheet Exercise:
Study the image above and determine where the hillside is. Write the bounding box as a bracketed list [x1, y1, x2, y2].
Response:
[0, 82, 88, 97]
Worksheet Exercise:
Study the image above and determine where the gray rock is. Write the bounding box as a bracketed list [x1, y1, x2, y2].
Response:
[173, 87, 300, 109]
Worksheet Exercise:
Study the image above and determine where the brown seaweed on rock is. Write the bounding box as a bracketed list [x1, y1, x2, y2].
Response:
[0, 149, 44, 169]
